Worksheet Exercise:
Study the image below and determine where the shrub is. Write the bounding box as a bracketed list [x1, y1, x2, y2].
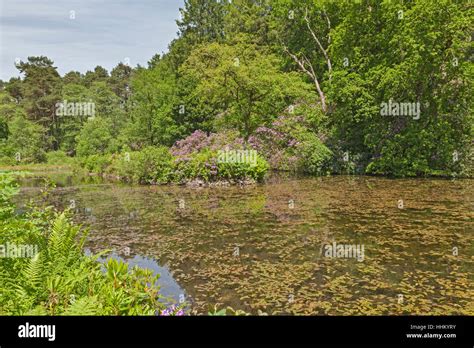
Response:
[249, 114, 331, 174]
[0, 156, 16, 166]
[78, 154, 112, 174]
[46, 151, 75, 165]
[171, 130, 269, 183]
[75, 118, 118, 157]
[217, 154, 269, 181]
[111, 147, 175, 184]
[171, 130, 244, 157]
[173, 148, 269, 183]
[78, 132, 270, 184]
[173, 149, 217, 182]
[0, 116, 46, 164]
[171, 130, 213, 157]
[0, 173, 171, 315]
[364, 124, 474, 178]
[297, 135, 333, 175]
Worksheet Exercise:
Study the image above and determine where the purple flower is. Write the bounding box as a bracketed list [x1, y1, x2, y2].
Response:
[171, 130, 246, 157]
[158, 304, 185, 316]
[288, 139, 299, 147]
[171, 130, 214, 156]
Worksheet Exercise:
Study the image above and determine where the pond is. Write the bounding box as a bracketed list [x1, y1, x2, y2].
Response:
[15, 173, 473, 315]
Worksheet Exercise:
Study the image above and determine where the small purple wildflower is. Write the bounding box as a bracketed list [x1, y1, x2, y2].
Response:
[158, 304, 185, 316]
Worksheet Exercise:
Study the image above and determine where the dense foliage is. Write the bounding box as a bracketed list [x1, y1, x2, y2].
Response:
[0, 173, 186, 315]
[0, 0, 472, 178]
[78, 139, 269, 184]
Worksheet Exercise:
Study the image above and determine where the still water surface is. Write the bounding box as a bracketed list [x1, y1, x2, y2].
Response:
[16, 174, 473, 315]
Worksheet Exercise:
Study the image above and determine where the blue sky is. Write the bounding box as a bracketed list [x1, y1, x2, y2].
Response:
[0, 0, 184, 80]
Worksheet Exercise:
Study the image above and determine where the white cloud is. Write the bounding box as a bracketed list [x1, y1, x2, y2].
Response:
[0, 0, 183, 80]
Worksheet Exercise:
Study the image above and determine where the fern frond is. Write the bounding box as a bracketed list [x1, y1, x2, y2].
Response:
[64, 296, 101, 315]
[23, 251, 44, 290]
[48, 214, 68, 261]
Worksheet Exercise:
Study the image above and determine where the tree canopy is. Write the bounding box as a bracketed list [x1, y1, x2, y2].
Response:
[0, 0, 471, 177]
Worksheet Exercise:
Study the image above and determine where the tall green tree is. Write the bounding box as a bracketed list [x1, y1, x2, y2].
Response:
[180, 41, 314, 139]
[168, 0, 230, 70]
[63, 71, 83, 85]
[58, 83, 92, 153]
[0, 91, 46, 162]
[75, 117, 118, 157]
[224, 0, 276, 46]
[177, 0, 229, 44]
[123, 60, 180, 148]
[14, 56, 62, 150]
[326, 0, 473, 176]
[83, 66, 109, 87]
[108, 63, 133, 106]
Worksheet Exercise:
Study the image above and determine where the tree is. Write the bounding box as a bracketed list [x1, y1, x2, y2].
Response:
[83, 66, 109, 87]
[0, 91, 25, 141]
[180, 41, 313, 139]
[0, 92, 15, 140]
[147, 54, 162, 69]
[0, 114, 46, 163]
[5, 77, 23, 102]
[167, 0, 230, 70]
[75, 118, 117, 157]
[14, 56, 62, 149]
[58, 83, 92, 153]
[177, 0, 229, 44]
[124, 60, 180, 148]
[108, 63, 133, 105]
[223, 0, 275, 46]
[63, 71, 83, 85]
[89, 81, 125, 134]
[270, 0, 338, 114]
[0, 121, 7, 140]
[325, 0, 473, 176]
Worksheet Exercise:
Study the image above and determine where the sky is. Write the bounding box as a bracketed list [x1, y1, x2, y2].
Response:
[0, 0, 184, 80]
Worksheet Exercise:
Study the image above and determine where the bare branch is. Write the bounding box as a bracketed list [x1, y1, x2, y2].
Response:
[304, 8, 332, 80]
[282, 45, 327, 113]
[304, 55, 327, 113]
[283, 46, 314, 80]
[323, 11, 331, 44]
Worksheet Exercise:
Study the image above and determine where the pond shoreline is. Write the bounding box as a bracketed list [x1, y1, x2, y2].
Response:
[1, 163, 471, 187]
[12, 171, 473, 315]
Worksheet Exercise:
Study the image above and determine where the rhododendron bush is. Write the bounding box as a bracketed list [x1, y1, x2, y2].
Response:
[249, 114, 332, 174]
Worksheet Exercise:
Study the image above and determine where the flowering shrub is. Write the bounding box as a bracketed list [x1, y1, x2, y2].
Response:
[171, 130, 268, 183]
[79, 132, 269, 184]
[171, 130, 245, 156]
[249, 114, 331, 174]
[249, 126, 297, 170]
[173, 149, 218, 182]
[171, 130, 213, 157]
[173, 148, 268, 183]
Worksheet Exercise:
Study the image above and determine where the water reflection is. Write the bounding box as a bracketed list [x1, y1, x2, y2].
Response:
[86, 250, 187, 306]
[16, 174, 474, 315]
